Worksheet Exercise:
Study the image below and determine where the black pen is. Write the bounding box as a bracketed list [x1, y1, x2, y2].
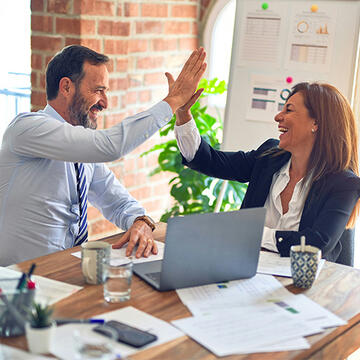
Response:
[16, 273, 27, 290]
[55, 318, 105, 325]
[27, 263, 36, 279]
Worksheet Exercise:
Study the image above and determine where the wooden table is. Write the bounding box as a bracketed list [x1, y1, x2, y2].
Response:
[1, 222, 360, 360]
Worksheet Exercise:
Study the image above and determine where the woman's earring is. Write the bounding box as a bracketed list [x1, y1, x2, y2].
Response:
[311, 128, 316, 133]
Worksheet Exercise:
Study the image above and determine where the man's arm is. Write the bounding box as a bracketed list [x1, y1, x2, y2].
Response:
[7, 48, 206, 164]
[88, 163, 157, 258]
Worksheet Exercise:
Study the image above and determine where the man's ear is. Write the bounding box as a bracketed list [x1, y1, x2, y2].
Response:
[58, 77, 74, 98]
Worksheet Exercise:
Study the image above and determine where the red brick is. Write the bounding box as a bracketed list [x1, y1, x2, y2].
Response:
[109, 95, 119, 108]
[59, 19, 97, 36]
[171, 4, 197, 18]
[31, 72, 38, 88]
[109, 77, 129, 91]
[164, 21, 191, 34]
[74, 0, 115, 16]
[39, 74, 46, 89]
[179, 37, 198, 50]
[124, 2, 139, 17]
[80, 38, 102, 53]
[65, 37, 81, 46]
[106, 59, 115, 73]
[128, 39, 148, 53]
[116, 58, 128, 72]
[152, 38, 177, 51]
[192, 22, 198, 35]
[130, 186, 152, 200]
[124, 158, 136, 172]
[139, 90, 151, 103]
[144, 72, 164, 86]
[56, 19, 95, 37]
[129, 74, 143, 88]
[32, 35, 63, 51]
[32, 15, 53, 33]
[56, 18, 81, 35]
[104, 39, 128, 55]
[45, 55, 53, 66]
[122, 92, 138, 105]
[137, 56, 163, 70]
[142, 4, 168, 17]
[81, 19, 97, 35]
[31, 54, 43, 70]
[123, 172, 148, 188]
[89, 218, 118, 236]
[98, 20, 130, 36]
[142, 199, 164, 213]
[31, 91, 47, 107]
[116, 4, 123, 16]
[136, 21, 162, 34]
[153, 183, 171, 196]
[47, 0, 71, 14]
[31, 0, 44, 12]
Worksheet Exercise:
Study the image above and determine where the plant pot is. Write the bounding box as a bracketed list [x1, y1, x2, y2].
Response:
[25, 321, 56, 354]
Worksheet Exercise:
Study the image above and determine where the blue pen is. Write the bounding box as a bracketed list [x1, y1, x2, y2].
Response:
[55, 318, 105, 325]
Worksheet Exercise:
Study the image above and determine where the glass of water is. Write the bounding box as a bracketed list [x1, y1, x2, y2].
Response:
[103, 259, 133, 303]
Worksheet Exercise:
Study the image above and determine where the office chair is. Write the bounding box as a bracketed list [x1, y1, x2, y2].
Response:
[336, 229, 355, 267]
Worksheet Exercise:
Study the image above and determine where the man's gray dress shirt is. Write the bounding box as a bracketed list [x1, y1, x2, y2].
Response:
[0, 101, 172, 265]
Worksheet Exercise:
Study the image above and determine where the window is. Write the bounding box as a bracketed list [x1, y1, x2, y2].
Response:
[0, 0, 31, 139]
[203, 0, 236, 110]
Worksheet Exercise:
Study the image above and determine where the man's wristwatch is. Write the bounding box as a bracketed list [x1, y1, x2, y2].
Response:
[134, 215, 156, 232]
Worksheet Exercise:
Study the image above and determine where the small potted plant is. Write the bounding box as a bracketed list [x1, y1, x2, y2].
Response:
[25, 302, 55, 354]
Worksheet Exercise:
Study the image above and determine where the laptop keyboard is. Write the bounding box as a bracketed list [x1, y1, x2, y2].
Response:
[146, 271, 161, 284]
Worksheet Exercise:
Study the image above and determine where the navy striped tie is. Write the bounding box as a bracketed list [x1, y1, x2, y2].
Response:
[74, 163, 88, 246]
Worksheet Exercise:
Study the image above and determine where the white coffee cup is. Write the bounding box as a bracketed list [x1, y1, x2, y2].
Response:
[81, 241, 111, 284]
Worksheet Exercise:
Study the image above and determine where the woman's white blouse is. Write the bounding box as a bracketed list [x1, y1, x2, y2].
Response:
[174, 119, 311, 253]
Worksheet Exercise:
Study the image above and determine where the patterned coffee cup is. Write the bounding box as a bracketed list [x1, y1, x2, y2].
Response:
[290, 245, 321, 289]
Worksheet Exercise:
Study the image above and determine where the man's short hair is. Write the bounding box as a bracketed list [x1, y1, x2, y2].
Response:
[46, 45, 109, 100]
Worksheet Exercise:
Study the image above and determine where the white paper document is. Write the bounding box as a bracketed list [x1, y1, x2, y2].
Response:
[176, 274, 291, 315]
[51, 306, 184, 359]
[172, 303, 313, 356]
[271, 294, 346, 330]
[0, 267, 82, 305]
[0, 344, 53, 359]
[257, 251, 325, 278]
[71, 240, 164, 265]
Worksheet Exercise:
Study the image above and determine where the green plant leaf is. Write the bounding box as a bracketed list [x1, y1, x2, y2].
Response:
[141, 78, 248, 222]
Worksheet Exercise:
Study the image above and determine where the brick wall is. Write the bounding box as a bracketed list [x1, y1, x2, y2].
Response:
[30, 0, 213, 239]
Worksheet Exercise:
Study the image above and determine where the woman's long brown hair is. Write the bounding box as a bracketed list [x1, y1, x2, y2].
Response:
[291, 82, 359, 228]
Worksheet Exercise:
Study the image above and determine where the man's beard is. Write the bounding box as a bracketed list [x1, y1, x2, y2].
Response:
[68, 90, 97, 130]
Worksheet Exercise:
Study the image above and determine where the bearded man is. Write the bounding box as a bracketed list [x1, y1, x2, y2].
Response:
[0, 45, 206, 265]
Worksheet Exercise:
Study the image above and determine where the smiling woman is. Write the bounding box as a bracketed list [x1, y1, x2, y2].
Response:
[174, 81, 360, 264]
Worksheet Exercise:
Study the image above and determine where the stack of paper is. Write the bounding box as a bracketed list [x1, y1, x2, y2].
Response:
[257, 251, 325, 277]
[174, 274, 345, 356]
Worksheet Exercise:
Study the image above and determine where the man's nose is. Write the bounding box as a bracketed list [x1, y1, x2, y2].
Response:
[99, 93, 108, 109]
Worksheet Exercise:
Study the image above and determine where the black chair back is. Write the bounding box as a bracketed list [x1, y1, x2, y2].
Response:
[336, 229, 355, 266]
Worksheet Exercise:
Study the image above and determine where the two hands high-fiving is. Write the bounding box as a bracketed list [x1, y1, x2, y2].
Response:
[112, 48, 207, 258]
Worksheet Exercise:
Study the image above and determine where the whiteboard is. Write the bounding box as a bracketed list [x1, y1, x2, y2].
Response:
[222, 0, 360, 151]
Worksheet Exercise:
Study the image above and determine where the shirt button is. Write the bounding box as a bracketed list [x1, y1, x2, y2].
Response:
[278, 237, 283, 243]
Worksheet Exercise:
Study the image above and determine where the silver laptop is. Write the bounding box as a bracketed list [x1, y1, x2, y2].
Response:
[133, 207, 266, 291]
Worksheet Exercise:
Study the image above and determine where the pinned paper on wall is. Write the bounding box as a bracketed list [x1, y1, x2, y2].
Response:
[236, 1, 287, 67]
[285, 3, 337, 72]
[246, 74, 308, 123]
